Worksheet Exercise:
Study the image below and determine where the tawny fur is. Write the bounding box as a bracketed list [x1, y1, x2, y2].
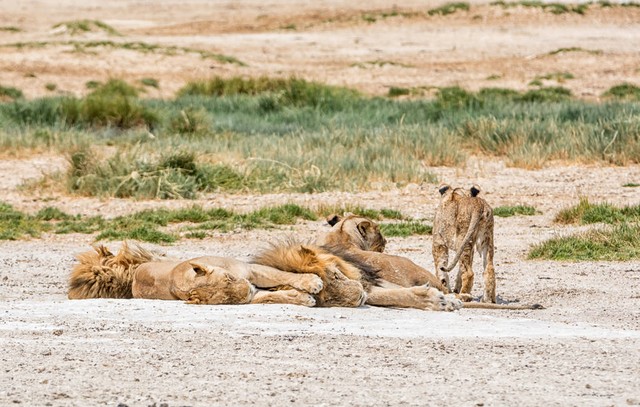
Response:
[319, 213, 542, 310]
[68, 241, 159, 299]
[253, 242, 367, 308]
[433, 184, 496, 303]
[69, 242, 323, 307]
[254, 220, 460, 311]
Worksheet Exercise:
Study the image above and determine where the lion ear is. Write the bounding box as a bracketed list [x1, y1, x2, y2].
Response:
[326, 214, 341, 226]
[470, 185, 481, 197]
[438, 184, 451, 195]
[190, 262, 211, 276]
[299, 245, 315, 256]
[357, 221, 372, 237]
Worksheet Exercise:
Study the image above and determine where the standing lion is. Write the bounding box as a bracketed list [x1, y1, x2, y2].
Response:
[432, 184, 496, 303]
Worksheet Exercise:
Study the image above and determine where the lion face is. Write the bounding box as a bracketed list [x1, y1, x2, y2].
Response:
[182, 262, 255, 305]
[325, 213, 387, 252]
[314, 264, 367, 308]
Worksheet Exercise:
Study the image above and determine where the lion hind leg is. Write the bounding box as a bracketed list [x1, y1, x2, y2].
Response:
[251, 289, 316, 307]
[432, 241, 451, 292]
[482, 264, 496, 303]
[456, 247, 475, 296]
[481, 246, 496, 303]
[366, 285, 456, 311]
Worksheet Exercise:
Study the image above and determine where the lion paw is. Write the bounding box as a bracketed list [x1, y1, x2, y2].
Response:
[285, 290, 316, 307]
[456, 293, 473, 302]
[294, 275, 324, 294]
[444, 294, 463, 311]
[410, 285, 449, 311]
[481, 294, 496, 304]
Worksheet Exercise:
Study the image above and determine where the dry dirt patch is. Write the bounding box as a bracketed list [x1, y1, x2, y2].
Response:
[1, 0, 639, 98]
[1, 0, 640, 404]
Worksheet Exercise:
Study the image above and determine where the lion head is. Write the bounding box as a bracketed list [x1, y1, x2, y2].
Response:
[176, 262, 256, 305]
[318, 213, 387, 252]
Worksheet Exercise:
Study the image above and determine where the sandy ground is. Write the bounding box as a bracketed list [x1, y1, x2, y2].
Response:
[2, 1, 640, 405]
[1, 0, 640, 99]
[1, 156, 640, 406]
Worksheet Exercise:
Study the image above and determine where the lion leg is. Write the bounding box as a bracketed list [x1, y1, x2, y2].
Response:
[481, 242, 496, 303]
[251, 289, 316, 307]
[455, 246, 474, 296]
[432, 241, 451, 293]
[366, 285, 460, 311]
[247, 264, 324, 294]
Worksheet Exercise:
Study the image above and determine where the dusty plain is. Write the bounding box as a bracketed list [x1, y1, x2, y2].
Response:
[1, 1, 640, 406]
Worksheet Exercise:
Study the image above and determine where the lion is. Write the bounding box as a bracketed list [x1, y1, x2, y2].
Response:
[256, 235, 462, 312]
[315, 212, 542, 310]
[432, 184, 496, 303]
[68, 241, 329, 307]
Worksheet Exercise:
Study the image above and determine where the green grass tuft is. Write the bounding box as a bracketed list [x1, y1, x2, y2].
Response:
[428, 2, 470, 15]
[52, 20, 121, 36]
[493, 205, 537, 217]
[380, 221, 432, 237]
[0, 202, 47, 240]
[388, 87, 411, 97]
[140, 78, 160, 88]
[177, 76, 361, 110]
[0, 85, 24, 100]
[64, 149, 231, 199]
[490, 1, 588, 14]
[528, 223, 640, 261]
[519, 86, 572, 102]
[555, 198, 640, 225]
[315, 205, 405, 221]
[168, 108, 211, 135]
[546, 47, 603, 56]
[603, 83, 640, 101]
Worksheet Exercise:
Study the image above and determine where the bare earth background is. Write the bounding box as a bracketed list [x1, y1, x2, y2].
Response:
[1, 1, 640, 406]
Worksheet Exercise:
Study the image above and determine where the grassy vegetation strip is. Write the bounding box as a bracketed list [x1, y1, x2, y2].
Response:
[1, 40, 244, 65]
[0, 202, 427, 243]
[555, 198, 640, 224]
[52, 20, 121, 36]
[490, 1, 589, 14]
[528, 223, 640, 261]
[3, 78, 640, 193]
[493, 205, 537, 217]
[428, 2, 470, 16]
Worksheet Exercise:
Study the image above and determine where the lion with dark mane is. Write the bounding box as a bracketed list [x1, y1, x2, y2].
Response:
[307, 212, 541, 310]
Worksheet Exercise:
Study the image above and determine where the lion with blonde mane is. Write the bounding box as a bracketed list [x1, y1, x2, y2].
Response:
[68, 242, 333, 306]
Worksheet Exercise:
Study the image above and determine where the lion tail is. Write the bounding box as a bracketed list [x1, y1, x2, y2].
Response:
[462, 302, 544, 310]
[68, 241, 160, 299]
[441, 209, 483, 273]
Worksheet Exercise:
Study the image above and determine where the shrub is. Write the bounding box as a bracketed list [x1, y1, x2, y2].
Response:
[0, 85, 23, 101]
[603, 83, 640, 101]
[177, 76, 361, 110]
[428, 2, 470, 16]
